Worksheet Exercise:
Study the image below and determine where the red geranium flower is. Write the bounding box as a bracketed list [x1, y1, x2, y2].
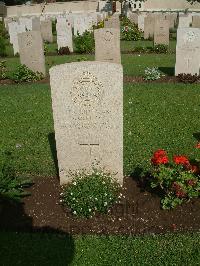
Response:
[195, 142, 200, 149]
[173, 155, 190, 166]
[151, 149, 169, 165]
[153, 149, 167, 158]
[189, 165, 199, 174]
[176, 189, 186, 198]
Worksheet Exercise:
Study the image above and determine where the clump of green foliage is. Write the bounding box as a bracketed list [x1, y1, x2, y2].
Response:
[0, 21, 8, 39]
[121, 17, 142, 41]
[0, 36, 7, 57]
[152, 44, 169, 54]
[11, 64, 44, 83]
[93, 20, 104, 29]
[0, 60, 7, 79]
[150, 149, 200, 209]
[0, 152, 32, 203]
[61, 169, 120, 218]
[144, 67, 163, 81]
[74, 31, 95, 54]
[133, 46, 148, 53]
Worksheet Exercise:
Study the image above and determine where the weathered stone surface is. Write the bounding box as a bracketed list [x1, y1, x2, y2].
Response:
[144, 15, 155, 39]
[50, 61, 123, 185]
[104, 15, 120, 29]
[154, 19, 169, 45]
[165, 13, 177, 28]
[138, 14, 146, 31]
[56, 18, 73, 52]
[40, 20, 53, 42]
[18, 31, 46, 75]
[192, 15, 200, 28]
[73, 15, 87, 36]
[175, 28, 200, 75]
[8, 21, 26, 55]
[178, 14, 192, 28]
[128, 12, 138, 24]
[94, 28, 121, 64]
[19, 17, 40, 31]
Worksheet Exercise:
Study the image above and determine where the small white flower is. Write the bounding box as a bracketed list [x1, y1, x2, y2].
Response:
[73, 211, 77, 215]
[16, 143, 22, 149]
[95, 198, 98, 201]
[73, 198, 75, 201]
[60, 192, 64, 196]
[70, 192, 73, 195]
[89, 208, 92, 212]
[104, 202, 108, 206]
[73, 182, 77, 185]
[104, 193, 107, 196]
[59, 199, 63, 202]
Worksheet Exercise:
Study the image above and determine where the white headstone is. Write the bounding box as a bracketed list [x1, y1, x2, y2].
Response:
[18, 31, 46, 75]
[175, 28, 200, 75]
[8, 21, 26, 55]
[56, 18, 73, 52]
[94, 28, 121, 64]
[50, 61, 123, 185]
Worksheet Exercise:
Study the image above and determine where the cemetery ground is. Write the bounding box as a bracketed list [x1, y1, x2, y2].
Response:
[1, 42, 200, 264]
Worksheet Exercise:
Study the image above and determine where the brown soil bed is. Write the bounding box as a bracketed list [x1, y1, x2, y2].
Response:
[124, 75, 179, 84]
[0, 76, 182, 86]
[1, 175, 200, 236]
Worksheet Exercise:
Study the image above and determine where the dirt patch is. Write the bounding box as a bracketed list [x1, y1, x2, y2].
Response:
[124, 75, 179, 84]
[1, 176, 200, 236]
[0, 76, 180, 87]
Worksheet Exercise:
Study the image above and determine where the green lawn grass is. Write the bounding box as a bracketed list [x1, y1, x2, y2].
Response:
[3, 53, 175, 78]
[1, 82, 200, 177]
[0, 231, 200, 265]
[4, 39, 176, 57]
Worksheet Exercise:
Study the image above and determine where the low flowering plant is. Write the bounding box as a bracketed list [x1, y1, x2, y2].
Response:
[150, 148, 200, 209]
[61, 169, 120, 218]
[121, 17, 142, 41]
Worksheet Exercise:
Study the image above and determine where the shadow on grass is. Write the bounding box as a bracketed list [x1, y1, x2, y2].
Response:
[159, 67, 174, 76]
[0, 199, 75, 265]
[48, 132, 59, 177]
[193, 132, 200, 142]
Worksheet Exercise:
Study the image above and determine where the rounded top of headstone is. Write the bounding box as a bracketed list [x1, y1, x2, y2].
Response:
[49, 61, 122, 76]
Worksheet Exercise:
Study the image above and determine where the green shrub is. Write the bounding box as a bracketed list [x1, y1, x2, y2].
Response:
[11, 64, 44, 83]
[0, 152, 32, 202]
[76, 56, 87, 61]
[152, 44, 168, 54]
[0, 36, 7, 57]
[74, 31, 95, 54]
[150, 149, 200, 209]
[133, 46, 148, 53]
[58, 46, 71, 55]
[0, 60, 7, 79]
[44, 43, 48, 55]
[52, 20, 57, 36]
[0, 21, 8, 39]
[144, 67, 163, 81]
[93, 20, 104, 29]
[61, 169, 120, 218]
[121, 17, 142, 41]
